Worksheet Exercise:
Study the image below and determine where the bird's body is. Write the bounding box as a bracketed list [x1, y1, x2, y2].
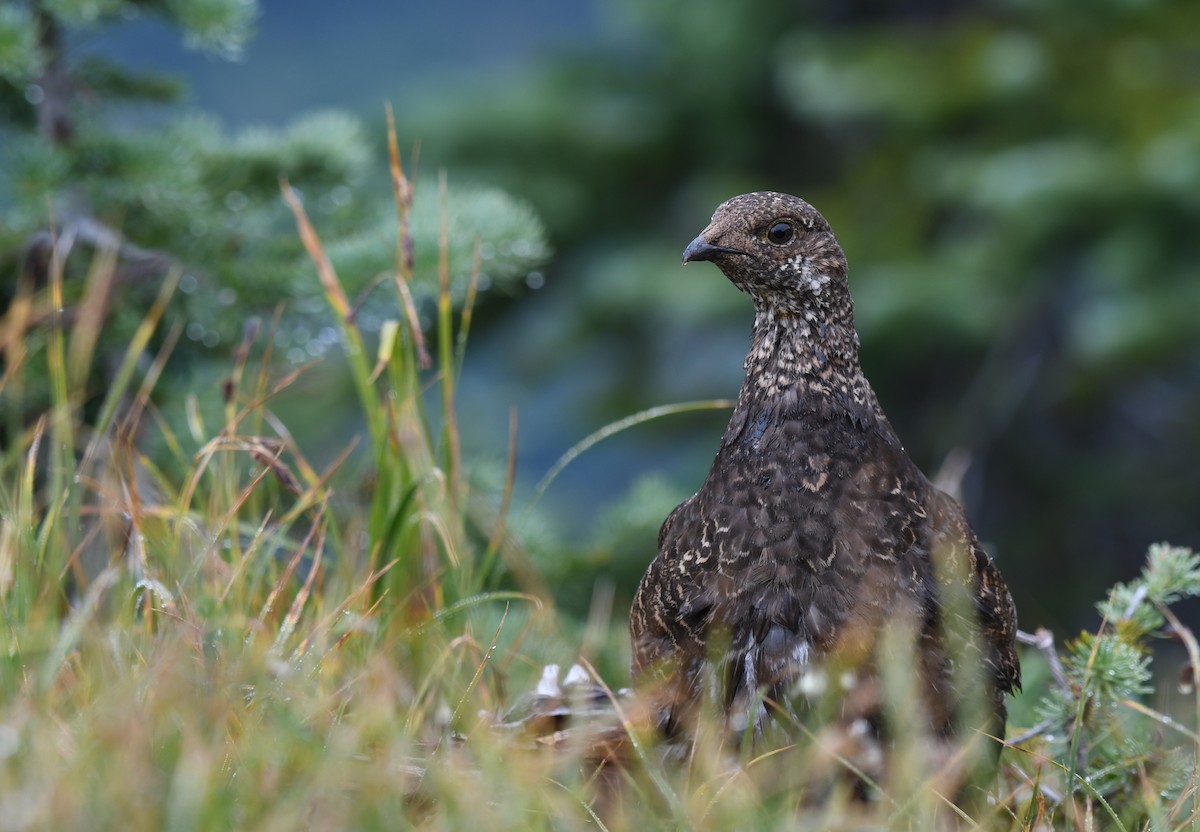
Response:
[630, 193, 1019, 763]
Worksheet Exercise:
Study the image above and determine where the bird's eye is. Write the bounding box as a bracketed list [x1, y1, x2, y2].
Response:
[766, 221, 794, 245]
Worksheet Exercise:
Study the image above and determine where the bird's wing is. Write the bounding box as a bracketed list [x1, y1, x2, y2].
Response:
[927, 487, 1022, 697]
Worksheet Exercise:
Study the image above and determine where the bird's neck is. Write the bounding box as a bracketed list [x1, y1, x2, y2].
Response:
[733, 302, 880, 426]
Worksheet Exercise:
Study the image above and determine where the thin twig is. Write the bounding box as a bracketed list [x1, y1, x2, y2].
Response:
[1018, 627, 1070, 691]
[1008, 718, 1058, 746]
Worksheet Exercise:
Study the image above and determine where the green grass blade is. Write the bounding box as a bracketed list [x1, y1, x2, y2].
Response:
[525, 398, 734, 519]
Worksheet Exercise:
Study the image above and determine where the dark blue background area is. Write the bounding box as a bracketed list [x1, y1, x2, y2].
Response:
[84, 0, 603, 125]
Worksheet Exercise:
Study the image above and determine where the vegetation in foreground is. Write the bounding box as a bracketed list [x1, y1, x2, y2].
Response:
[3, 138, 1200, 830]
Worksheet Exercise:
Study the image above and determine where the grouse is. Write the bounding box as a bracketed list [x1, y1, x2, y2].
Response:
[629, 192, 1020, 772]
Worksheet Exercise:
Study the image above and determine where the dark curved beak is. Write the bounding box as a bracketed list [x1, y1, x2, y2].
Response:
[682, 234, 743, 264]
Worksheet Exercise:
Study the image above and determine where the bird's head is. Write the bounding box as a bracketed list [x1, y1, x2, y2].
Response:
[683, 192, 849, 315]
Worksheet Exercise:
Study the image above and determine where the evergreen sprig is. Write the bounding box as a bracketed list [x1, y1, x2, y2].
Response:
[1097, 542, 1200, 636]
[1022, 543, 1198, 827]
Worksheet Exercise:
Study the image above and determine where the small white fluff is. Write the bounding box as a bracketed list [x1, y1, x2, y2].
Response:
[797, 669, 827, 698]
[562, 664, 590, 688]
[535, 664, 561, 698]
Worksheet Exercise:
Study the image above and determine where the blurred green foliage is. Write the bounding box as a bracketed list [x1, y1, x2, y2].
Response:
[1, 0, 548, 420]
[396, 0, 1200, 631]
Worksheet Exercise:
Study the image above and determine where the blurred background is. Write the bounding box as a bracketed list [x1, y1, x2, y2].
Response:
[2, 0, 1198, 634]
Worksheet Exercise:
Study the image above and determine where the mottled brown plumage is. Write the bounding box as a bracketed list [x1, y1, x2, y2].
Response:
[629, 192, 1019, 769]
